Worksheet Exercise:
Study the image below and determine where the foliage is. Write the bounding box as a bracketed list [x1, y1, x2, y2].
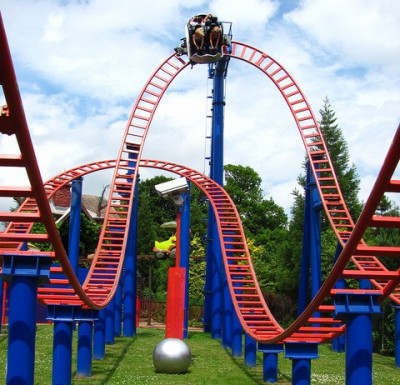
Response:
[188, 236, 206, 305]
[30, 213, 101, 257]
[373, 299, 395, 356]
[136, 176, 208, 300]
[224, 164, 288, 236]
[319, 97, 362, 221]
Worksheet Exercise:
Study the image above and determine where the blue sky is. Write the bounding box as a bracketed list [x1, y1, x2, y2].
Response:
[0, 0, 399, 218]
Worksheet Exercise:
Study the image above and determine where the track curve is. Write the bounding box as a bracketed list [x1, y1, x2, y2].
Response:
[1, 19, 400, 343]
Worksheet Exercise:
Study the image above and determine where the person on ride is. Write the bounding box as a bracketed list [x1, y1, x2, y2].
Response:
[209, 24, 221, 52]
[192, 25, 205, 51]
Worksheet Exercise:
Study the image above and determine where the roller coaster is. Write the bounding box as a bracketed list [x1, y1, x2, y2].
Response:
[0, 12, 399, 385]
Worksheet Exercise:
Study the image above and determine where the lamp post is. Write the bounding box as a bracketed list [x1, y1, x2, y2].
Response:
[155, 178, 189, 339]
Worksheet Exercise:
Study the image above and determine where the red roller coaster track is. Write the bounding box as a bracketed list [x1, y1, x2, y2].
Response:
[1, 15, 399, 342]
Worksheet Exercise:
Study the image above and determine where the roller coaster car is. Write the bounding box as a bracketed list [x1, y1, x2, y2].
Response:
[179, 14, 231, 64]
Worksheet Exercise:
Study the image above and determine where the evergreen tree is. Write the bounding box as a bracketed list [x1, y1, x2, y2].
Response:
[319, 97, 362, 221]
[284, 98, 364, 307]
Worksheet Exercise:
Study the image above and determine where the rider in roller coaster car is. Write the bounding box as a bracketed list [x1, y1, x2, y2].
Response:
[189, 14, 222, 56]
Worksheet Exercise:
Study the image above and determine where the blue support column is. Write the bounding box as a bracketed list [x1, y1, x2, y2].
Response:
[105, 297, 115, 344]
[222, 282, 232, 350]
[222, 232, 234, 350]
[231, 313, 242, 357]
[93, 309, 106, 360]
[334, 293, 381, 385]
[47, 305, 98, 383]
[52, 320, 74, 385]
[211, 219, 223, 340]
[68, 177, 96, 379]
[179, 185, 191, 339]
[2, 253, 51, 385]
[76, 321, 93, 377]
[114, 281, 122, 336]
[203, 232, 213, 333]
[123, 178, 139, 337]
[259, 344, 284, 383]
[223, 231, 242, 354]
[395, 306, 400, 367]
[68, 177, 82, 273]
[298, 161, 322, 315]
[206, 58, 228, 339]
[244, 334, 257, 367]
[285, 343, 319, 385]
[346, 313, 373, 384]
[7, 276, 38, 385]
[332, 243, 345, 353]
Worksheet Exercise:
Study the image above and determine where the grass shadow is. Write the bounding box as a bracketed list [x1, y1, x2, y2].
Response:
[72, 336, 138, 385]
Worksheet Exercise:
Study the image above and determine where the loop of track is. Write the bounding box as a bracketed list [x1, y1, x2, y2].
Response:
[1, 16, 399, 342]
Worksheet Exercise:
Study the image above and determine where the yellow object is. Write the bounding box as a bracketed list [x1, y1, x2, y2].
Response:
[155, 235, 176, 251]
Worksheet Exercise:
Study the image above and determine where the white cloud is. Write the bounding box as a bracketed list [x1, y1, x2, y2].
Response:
[285, 0, 400, 71]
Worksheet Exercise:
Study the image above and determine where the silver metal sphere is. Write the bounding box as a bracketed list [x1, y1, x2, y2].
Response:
[153, 338, 191, 374]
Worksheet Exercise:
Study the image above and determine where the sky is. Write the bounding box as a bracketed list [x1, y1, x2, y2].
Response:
[0, 0, 399, 220]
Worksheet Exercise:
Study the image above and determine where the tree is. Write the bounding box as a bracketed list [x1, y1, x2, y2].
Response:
[223, 164, 291, 306]
[283, 98, 364, 310]
[319, 97, 362, 221]
[223, 164, 288, 237]
[136, 175, 208, 299]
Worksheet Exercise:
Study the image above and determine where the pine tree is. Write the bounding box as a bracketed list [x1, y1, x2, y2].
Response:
[319, 97, 362, 221]
[284, 98, 363, 301]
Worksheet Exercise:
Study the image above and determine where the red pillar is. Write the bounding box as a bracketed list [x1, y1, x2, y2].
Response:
[165, 267, 186, 339]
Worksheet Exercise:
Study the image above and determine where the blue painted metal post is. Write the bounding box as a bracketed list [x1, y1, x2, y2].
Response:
[231, 313, 242, 357]
[346, 313, 373, 384]
[53, 320, 74, 385]
[223, 234, 234, 350]
[67, 177, 94, 379]
[68, 177, 82, 273]
[2, 252, 51, 385]
[222, 281, 232, 349]
[334, 293, 381, 385]
[285, 343, 319, 385]
[6, 276, 38, 385]
[76, 321, 93, 377]
[203, 230, 213, 333]
[298, 161, 322, 315]
[93, 309, 106, 360]
[395, 306, 400, 367]
[123, 178, 139, 337]
[259, 344, 284, 383]
[211, 220, 223, 339]
[114, 281, 122, 336]
[105, 297, 115, 344]
[332, 243, 345, 352]
[225, 232, 242, 355]
[179, 185, 191, 339]
[208, 57, 229, 341]
[298, 166, 311, 315]
[244, 334, 257, 367]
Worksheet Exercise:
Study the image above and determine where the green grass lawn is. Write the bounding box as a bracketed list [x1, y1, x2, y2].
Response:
[0, 325, 399, 384]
